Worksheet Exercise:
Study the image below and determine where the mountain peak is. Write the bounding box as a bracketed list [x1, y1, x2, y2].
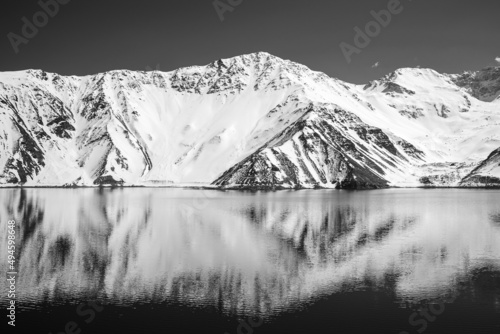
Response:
[381, 67, 444, 82]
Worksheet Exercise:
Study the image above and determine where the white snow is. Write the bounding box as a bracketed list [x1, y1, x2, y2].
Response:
[0, 53, 499, 187]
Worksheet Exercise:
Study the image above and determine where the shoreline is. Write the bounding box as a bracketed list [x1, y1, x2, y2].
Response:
[0, 185, 499, 190]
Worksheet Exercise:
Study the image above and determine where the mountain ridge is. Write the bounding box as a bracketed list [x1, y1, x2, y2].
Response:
[1, 52, 499, 188]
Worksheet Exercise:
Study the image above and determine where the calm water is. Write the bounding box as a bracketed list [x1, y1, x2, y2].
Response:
[1, 188, 499, 334]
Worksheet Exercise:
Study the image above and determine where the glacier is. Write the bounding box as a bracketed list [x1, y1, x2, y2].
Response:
[0, 52, 499, 189]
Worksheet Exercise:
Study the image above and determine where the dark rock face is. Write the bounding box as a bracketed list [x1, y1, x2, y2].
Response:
[213, 105, 411, 189]
[451, 67, 500, 102]
[93, 175, 125, 186]
[395, 139, 425, 161]
[460, 147, 500, 187]
[399, 109, 424, 119]
[2, 119, 46, 184]
[46, 116, 75, 139]
[382, 82, 416, 96]
[461, 175, 500, 186]
[435, 104, 452, 118]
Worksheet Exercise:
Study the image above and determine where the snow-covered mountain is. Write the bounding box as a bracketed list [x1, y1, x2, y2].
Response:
[0, 52, 499, 188]
[460, 147, 500, 186]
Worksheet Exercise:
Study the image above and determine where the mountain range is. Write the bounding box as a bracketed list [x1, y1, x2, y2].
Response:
[0, 52, 499, 188]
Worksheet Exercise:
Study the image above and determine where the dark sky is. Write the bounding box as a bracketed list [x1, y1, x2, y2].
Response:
[1, 0, 499, 84]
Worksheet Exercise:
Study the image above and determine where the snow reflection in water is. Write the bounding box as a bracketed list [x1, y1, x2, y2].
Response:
[1, 188, 499, 316]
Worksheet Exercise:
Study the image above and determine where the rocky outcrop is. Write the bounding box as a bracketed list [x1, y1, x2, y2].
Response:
[214, 105, 412, 189]
[451, 67, 500, 102]
[460, 148, 500, 187]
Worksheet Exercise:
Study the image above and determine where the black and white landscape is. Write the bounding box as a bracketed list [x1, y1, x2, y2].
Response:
[1, 1, 500, 334]
[1, 53, 499, 189]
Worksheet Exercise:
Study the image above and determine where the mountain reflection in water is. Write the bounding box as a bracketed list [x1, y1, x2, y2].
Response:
[1, 188, 499, 319]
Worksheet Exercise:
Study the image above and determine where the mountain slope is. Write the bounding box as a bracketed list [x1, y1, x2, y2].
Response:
[214, 104, 423, 189]
[0, 52, 499, 188]
[460, 148, 500, 187]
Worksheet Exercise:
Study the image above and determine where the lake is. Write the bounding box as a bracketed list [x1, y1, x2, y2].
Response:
[1, 188, 499, 333]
